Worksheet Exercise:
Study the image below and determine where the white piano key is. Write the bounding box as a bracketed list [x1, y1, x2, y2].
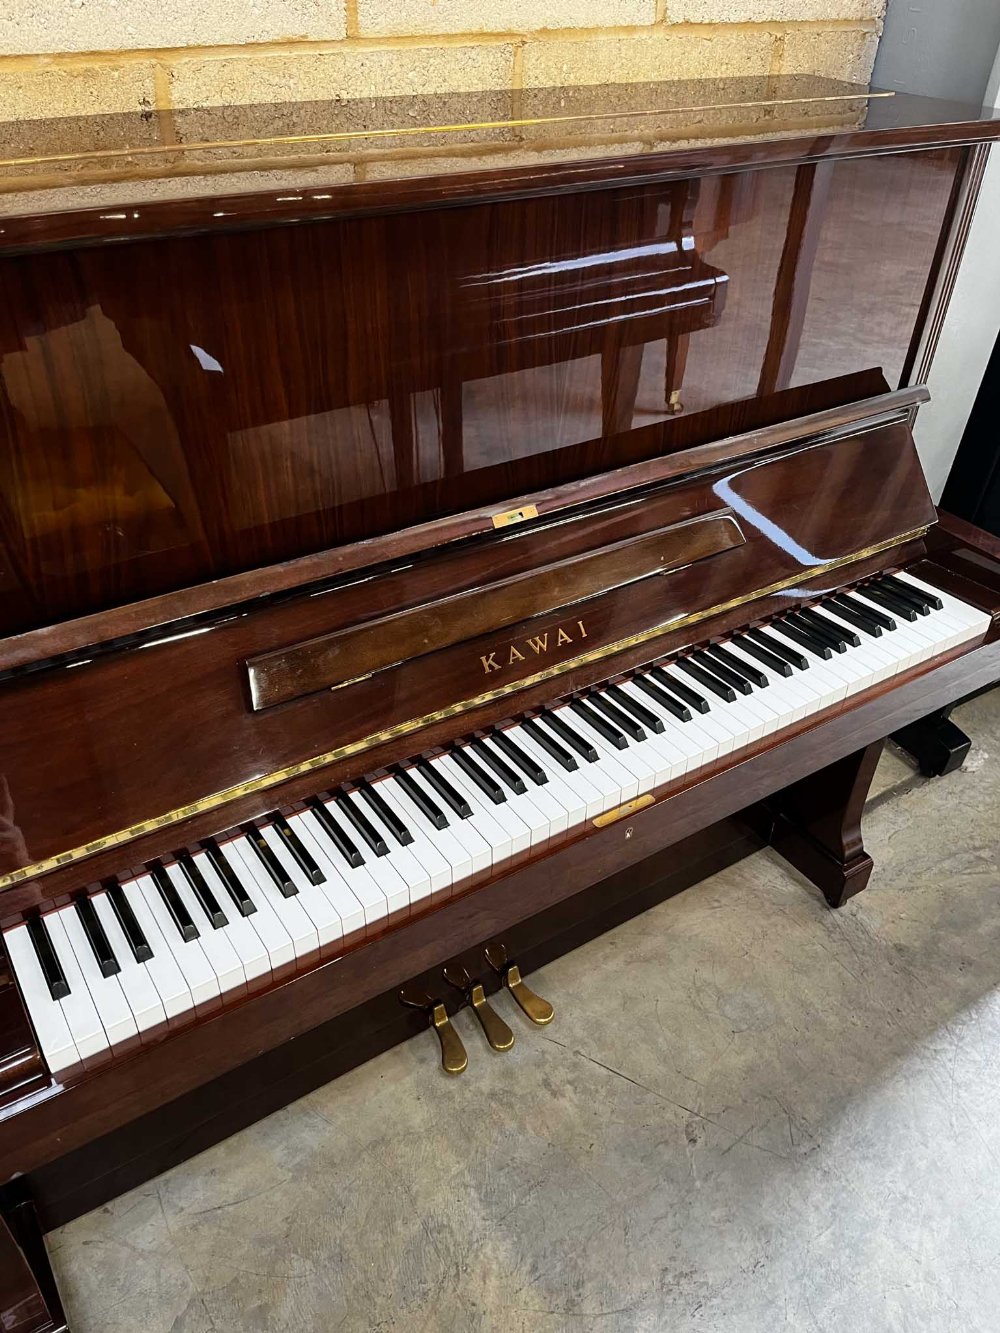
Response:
[212, 840, 296, 969]
[164, 863, 247, 997]
[188, 852, 272, 985]
[555, 708, 640, 803]
[443, 751, 535, 854]
[288, 811, 384, 928]
[473, 738, 556, 846]
[89, 892, 168, 1035]
[334, 791, 435, 908]
[616, 679, 713, 772]
[55, 903, 138, 1051]
[364, 781, 453, 896]
[404, 768, 494, 871]
[431, 755, 516, 863]
[264, 814, 361, 940]
[896, 571, 992, 633]
[134, 875, 221, 1010]
[118, 877, 193, 1021]
[3, 923, 80, 1074]
[44, 912, 108, 1061]
[229, 833, 322, 959]
[380, 778, 474, 886]
[506, 727, 599, 824]
[488, 733, 571, 836]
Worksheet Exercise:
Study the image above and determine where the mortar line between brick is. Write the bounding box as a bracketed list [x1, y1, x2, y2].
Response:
[0, 18, 881, 71]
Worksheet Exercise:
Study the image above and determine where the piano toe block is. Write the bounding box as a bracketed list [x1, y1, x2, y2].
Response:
[766, 740, 884, 910]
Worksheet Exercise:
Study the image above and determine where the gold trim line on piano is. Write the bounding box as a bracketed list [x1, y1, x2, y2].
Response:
[0, 92, 894, 171]
[0, 523, 928, 894]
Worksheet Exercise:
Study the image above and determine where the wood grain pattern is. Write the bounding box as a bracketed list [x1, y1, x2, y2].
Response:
[0, 420, 936, 888]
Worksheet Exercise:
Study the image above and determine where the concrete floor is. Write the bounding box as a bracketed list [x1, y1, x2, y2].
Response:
[49, 689, 1000, 1333]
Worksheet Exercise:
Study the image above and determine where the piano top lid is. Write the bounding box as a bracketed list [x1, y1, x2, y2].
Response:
[1, 74, 999, 247]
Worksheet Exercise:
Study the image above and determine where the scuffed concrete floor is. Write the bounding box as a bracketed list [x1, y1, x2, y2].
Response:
[49, 689, 1000, 1333]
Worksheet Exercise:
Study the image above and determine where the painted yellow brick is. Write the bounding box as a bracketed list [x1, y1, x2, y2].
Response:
[521, 29, 775, 87]
[169, 43, 516, 108]
[780, 26, 880, 83]
[667, 0, 885, 21]
[356, 0, 656, 37]
[0, 62, 157, 122]
[0, 1, 347, 57]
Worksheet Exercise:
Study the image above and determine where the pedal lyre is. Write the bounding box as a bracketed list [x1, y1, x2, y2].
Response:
[444, 965, 514, 1052]
[484, 945, 554, 1026]
[399, 989, 468, 1075]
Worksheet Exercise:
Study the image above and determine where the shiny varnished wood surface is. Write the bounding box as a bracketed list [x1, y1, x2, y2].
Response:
[0, 141, 963, 638]
[0, 415, 937, 885]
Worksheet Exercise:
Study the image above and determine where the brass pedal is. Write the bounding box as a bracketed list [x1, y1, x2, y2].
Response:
[399, 990, 468, 1075]
[484, 945, 554, 1026]
[444, 965, 514, 1052]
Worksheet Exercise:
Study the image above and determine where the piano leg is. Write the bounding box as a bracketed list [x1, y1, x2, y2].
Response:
[891, 706, 972, 777]
[0, 1177, 68, 1332]
[664, 332, 689, 415]
[601, 342, 644, 436]
[767, 740, 884, 909]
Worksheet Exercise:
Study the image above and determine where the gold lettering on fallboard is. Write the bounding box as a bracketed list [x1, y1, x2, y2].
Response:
[480, 619, 589, 674]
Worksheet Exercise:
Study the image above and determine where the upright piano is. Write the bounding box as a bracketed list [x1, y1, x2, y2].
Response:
[2, 75, 1000, 1331]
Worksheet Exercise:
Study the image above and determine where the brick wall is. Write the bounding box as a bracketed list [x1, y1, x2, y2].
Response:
[0, 1, 885, 206]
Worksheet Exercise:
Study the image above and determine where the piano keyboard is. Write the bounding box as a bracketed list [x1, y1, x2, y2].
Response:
[4, 571, 990, 1077]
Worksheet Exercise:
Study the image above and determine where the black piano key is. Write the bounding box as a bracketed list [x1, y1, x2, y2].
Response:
[359, 781, 414, 847]
[176, 851, 228, 928]
[470, 738, 528, 794]
[492, 731, 548, 786]
[107, 881, 155, 958]
[788, 612, 846, 653]
[693, 649, 752, 695]
[772, 618, 833, 660]
[416, 760, 473, 817]
[883, 572, 942, 611]
[859, 584, 919, 622]
[522, 716, 579, 771]
[588, 691, 647, 740]
[676, 658, 738, 703]
[631, 672, 693, 721]
[649, 666, 710, 713]
[539, 710, 599, 763]
[149, 861, 200, 940]
[272, 811, 326, 884]
[333, 792, 389, 857]
[605, 683, 665, 733]
[825, 596, 884, 637]
[731, 633, 792, 677]
[570, 698, 628, 750]
[242, 823, 297, 898]
[704, 643, 769, 689]
[745, 628, 808, 671]
[202, 839, 256, 917]
[73, 894, 120, 977]
[874, 574, 932, 615]
[804, 607, 860, 647]
[797, 607, 857, 649]
[838, 591, 896, 631]
[392, 767, 449, 829]
[451, 746, 507, 803]
[26, 914, 70, 1000]
[308, 798, 365, 867]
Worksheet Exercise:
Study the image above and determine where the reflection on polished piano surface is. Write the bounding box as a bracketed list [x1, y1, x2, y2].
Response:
[2, 76, 1000, 1330]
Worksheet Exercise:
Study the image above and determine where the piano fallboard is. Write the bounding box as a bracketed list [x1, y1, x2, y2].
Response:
[0, 391, 938, 896]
